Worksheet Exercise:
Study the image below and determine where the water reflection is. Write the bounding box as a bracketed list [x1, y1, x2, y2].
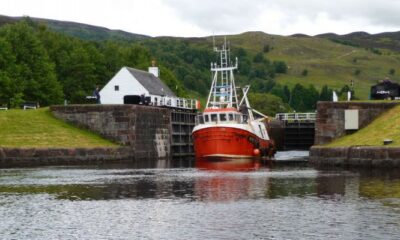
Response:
[0, 166, 400, 204]
[1, 165, 400, 239]
[195, 157, 261, 171]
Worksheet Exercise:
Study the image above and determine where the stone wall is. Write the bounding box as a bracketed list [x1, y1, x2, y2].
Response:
[310, 146, 400, 168]
[0, 147, 133, 167]
[315, 102, 399, 145]
[50, 105, 172, 160]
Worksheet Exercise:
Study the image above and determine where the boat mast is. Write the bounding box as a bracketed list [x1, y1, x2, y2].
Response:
[206, 38, 238, 109]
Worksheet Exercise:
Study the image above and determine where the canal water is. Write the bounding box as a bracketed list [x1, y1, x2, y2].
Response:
[0, 152, 399, 240]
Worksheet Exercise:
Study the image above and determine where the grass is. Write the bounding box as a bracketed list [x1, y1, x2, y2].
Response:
[0, 108, 118, 148]
[326, 104, 400, 147]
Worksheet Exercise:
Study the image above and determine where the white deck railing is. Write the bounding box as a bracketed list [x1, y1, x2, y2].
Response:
[275, 112, 316, 121]
[159, 97, 198, 110]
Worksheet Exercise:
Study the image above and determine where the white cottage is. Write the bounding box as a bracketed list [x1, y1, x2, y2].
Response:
[100, 66, 176, 105]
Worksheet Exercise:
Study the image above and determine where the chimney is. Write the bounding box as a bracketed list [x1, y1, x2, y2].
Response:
[148, 60, 159, 77]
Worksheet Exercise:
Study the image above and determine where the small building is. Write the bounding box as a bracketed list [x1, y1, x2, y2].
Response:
[370, 79, 400, 100]
[100, 65, 176, 105]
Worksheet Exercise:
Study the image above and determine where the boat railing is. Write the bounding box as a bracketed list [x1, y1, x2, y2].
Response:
[196, 112, 249, 125]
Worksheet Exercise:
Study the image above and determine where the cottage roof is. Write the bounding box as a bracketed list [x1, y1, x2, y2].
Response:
[126, 67, 176, 97]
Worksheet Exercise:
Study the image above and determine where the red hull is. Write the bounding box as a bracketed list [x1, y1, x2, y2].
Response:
[192, 126, 274, 158]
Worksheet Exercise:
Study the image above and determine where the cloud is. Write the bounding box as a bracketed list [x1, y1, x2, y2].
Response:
[161, 0, 400, 35]
[2, 0, 400, 36]
[162, 0, 267, 33]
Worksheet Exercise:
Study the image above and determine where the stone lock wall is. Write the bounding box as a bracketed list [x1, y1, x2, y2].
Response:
[315, 102, 399, 145]
[0, 147, 133, 167]
[50, 105, 172, 160]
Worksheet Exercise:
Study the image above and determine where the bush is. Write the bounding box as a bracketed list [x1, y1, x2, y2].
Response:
[273, 61, 288, 74]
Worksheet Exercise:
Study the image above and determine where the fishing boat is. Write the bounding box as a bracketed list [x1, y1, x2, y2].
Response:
[192, 39, 276, 159]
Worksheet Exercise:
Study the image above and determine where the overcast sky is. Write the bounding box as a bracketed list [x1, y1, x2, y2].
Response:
[2, 0, 400, 37]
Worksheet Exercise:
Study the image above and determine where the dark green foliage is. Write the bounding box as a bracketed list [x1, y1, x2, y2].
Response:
[287, 84, 321, 111]
[0, 21, 63, 105]
[304, 85, 319, 110]
[270, 84, 290, 103]
[354, 69, 361, 75]
[0, 20, 188, 106]
[337, 84, 355, 100]
[251, 78, 275, 93]
[319, 85, 333, 101]
[301, 69, 308, 76]
[283, 85, 291, 103]
[253, 52, 265, 63]
[273, 61, 288, 74]
[389, 68, 395, 75]
[329, 38, 360, 47]
[368, 48, 382, 55]
[263, 44, 270, 53]
[248, 93, 291, 116]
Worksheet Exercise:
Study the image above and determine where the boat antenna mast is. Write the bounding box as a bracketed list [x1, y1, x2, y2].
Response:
[206, 37, 239, 109]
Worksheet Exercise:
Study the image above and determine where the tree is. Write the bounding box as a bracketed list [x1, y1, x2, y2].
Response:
[253, 52, 266, 63]
[319, 85, 333, 101]
[273, 61, 288, 74]
[0, 21, 63, 105]
[263, 44, 270, 53]
[283, 85, 291, 103]
[270, 84, 290, 103]
[248, 93, 291, 116]
[304, 85, 319, 109]
[0, 37, 18, 105]
[389, 68, 395, 75]
[301, 69, 308, 76]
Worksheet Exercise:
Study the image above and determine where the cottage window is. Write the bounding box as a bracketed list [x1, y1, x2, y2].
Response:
[114, 85, 119, 91]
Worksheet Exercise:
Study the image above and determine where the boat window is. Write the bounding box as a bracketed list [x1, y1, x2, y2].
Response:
[258, 125, 265, 138]
[211, 114, 218, 122]
[242, 115, 248, 123]
[228, 113, 234, 121]
[205, 115, 209, 122]
[220, 113, 227, 121]
[235, 114, 241, 122]
[198, 115, 204, 124]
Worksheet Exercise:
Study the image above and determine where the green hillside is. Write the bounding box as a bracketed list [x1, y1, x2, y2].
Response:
[0, 15, 149, 42]
[0, 108, 117, 148]
[195, 32, 400, 99]
[1, 15, 400, 113]
[327, 104, 400, 147]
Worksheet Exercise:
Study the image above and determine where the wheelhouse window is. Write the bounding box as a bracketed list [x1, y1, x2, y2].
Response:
[197, 115, 204, 124]
[228, 113, 234, 121]
[258, 125, 265, 138]
[242, 115, 248, 123]
[114, 85, 119, 91]
[220, 113, 227, 121]
[235, 114, 241, 122]
[205, 115, 209, 122]
[211, 114, 218, 122]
